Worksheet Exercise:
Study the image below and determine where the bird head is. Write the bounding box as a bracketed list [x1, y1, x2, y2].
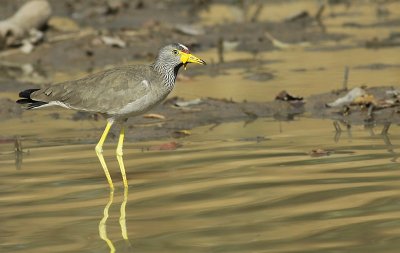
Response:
[157, 43, 206, 70]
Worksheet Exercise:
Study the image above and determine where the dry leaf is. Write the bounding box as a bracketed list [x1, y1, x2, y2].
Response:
[352, 94, 377, 106]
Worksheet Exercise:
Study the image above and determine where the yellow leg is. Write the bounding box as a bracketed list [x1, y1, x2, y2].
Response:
[95, 120, 114, 190]
[116, 125, 128, 188]
[99, 190, 116, 253]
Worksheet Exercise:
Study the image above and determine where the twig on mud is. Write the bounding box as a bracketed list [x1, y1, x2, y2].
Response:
[342, 66, 349, 91]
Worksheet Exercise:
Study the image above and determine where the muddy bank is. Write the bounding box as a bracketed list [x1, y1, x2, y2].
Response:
[125, 86, 400, 141]
[0, 0, 350, 77]
[0, 0, 398, 84]
[2, 85, 397, 143]
[307, 87, 400, 125]
[124, 96, 304, 141]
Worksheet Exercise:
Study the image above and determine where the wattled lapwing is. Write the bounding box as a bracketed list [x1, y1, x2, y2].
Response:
[17, 43, 206, 189]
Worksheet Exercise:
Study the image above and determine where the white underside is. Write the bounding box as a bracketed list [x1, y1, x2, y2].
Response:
[30, 101, 68, 109]
[34, 101, 90, 112]
[49, 101, 72, 109]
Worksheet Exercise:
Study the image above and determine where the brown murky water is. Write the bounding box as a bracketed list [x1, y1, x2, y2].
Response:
[1, 1, 400, 253]
[1, 119, 400, 253]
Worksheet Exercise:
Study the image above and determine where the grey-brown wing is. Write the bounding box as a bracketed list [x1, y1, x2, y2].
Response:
[31, 65, 153, 114]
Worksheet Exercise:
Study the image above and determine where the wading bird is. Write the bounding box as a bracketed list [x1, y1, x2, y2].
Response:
[17, 43, 206, 189]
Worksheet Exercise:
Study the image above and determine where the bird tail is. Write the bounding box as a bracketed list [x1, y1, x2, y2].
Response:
[16, 89, 48, 109]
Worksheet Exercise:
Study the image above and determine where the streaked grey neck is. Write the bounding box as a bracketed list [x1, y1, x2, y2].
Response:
[151, 61, 182, 91]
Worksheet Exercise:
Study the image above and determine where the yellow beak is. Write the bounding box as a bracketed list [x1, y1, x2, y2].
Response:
[180, 52, 206, 66]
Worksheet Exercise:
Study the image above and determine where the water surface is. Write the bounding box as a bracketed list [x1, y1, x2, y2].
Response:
[1, 119, 400, 253]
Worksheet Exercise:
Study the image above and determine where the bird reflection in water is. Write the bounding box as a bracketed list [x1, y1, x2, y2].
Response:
[332, 121, 399, 162]
[99, 187, 131, 253]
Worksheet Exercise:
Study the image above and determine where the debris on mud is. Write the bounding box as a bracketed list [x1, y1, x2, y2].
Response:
[101, 35, 127, 48]
[308, 86, 400, 126]
[275, 90, 304, 105]
[326, 87, 366, 107]
[0, 0, 51, 50]
[0, 0, 348, 75]
[120, 95, 306, 141]
[4, 85, 399, 142]
[275, 91, 301, 101]
[326, 87, 400, 109]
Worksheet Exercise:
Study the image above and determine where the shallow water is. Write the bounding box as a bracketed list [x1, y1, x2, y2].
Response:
[1, 119, 400, 253]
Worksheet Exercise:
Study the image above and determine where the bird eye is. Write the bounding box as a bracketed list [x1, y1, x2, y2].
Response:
[172, 49, 179, 55]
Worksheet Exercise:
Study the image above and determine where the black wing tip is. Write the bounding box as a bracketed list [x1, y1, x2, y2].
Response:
[18, 88, 41, 99]
[18, 100, 48, 109]
[16, 98, 48, 109]
[17, 88, 47, 110]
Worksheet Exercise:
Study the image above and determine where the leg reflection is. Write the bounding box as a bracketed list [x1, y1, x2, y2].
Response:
[99, 190, 116, 253]
[99, 188, 131, 253]
[120, 187, 131, 245]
